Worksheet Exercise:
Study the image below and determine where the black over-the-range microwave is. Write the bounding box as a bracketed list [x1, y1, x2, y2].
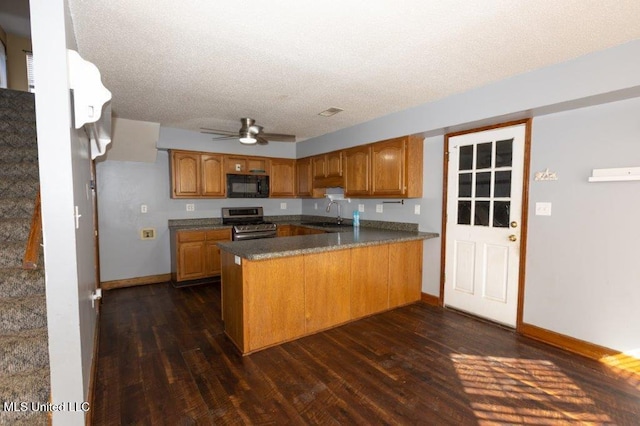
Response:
[226, 174, 270, 198]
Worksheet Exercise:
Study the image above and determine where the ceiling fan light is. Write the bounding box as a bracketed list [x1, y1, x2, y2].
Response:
[239, 131, 257, 144]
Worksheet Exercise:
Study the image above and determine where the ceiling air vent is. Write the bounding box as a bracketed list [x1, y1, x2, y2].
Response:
[318, 107, 344, 117]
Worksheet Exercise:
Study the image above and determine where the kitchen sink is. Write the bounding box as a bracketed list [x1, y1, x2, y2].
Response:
[300, 221, 352, 228]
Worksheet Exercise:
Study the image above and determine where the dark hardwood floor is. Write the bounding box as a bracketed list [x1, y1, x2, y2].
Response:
[92, 282, 640, 425]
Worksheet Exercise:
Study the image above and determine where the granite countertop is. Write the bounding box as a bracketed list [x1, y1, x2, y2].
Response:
[217, 228, 439, 261]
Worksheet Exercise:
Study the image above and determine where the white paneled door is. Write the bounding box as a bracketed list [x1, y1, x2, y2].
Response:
[444, 123, 527, 327]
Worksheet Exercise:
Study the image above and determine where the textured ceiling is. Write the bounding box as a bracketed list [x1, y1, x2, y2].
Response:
[65, 0, 640, 142]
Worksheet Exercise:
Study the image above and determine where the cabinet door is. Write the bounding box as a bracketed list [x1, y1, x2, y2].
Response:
[296, 158, 313, 197]
[325, 151, 343, 178]
[312, 155, 326, 179]
[389, 240, 422, 307]
[351, 245, 389, 318]
[204, 229, 231, 276]
[171, 151, 201, 198]
[304, 250, 351, 333]
[269, 159, 296, 197]
[372, 138, 406, 196]
[177, 241, 206, 281]
[344, 145, 371, 196]
[244, 256, 306, 352]
[225, 156, 248, 174]
[276, 225, 292, 237]
[201, 154, 225, 197]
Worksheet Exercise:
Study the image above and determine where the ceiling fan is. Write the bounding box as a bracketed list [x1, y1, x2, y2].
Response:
[200, 118, 296, 145]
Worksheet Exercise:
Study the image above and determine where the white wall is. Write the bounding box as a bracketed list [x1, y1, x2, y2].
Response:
[525, 97, 640, 352]
[31, 0, 98, 424]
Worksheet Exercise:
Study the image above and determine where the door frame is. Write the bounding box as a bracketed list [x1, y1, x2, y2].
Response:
[439, 118, 532, 331]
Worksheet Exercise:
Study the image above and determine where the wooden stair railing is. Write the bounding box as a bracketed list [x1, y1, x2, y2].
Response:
[23, 190, 42, 270]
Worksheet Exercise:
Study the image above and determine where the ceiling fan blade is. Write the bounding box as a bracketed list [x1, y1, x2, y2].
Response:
[260, 132, 296, 142]
[210, 135, 239, 141]
[200, 127, 237, 136]
[256, 135, 269, 145]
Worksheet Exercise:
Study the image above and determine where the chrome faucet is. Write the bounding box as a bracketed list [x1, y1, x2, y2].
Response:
[326, 200, 343, 225]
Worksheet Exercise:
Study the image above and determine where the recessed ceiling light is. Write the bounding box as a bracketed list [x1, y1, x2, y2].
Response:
[318, 107, 344, 117]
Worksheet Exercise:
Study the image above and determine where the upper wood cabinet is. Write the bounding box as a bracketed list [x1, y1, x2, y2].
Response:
[269, 158, 296, 197]
[312, 151, 343, 188]
[171, 150, 225, 198]
[296, 157, 313, 197]
[224, 155, 269, 175]
[344, 145, 371, 196]
[371, 135, 423, 198]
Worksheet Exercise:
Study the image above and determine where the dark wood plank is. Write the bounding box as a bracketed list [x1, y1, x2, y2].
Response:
[92, 282, 640, 425]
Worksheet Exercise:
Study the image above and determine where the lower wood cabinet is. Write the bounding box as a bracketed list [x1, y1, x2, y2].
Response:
[220, 239, 423, 354]
[304, 251, 351, 333]
[351, 245, 389, 318]
[389, 240, 423, 307]
[171, 228, 231, 283]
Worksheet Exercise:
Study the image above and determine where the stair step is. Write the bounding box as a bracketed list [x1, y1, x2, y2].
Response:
[0, 178, 38, 199]
[0, 198, 34, 219]
[0, 268, 45, 298]
[0, 218, 31, 243]
[0, 147, 38, 164]
[0, 295, 47, 334]
[0, 327, 49, 375]
[0, 121, 37, 148]
[0, 242, 24, 268]
[0, 367, 49, 425]
[0, 162, 39, 180]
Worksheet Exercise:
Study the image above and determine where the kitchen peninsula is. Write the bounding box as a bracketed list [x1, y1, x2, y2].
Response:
[218, 227, 438, 355]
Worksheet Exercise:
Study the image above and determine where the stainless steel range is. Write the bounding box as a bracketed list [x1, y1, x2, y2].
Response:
[221, 207, 277, 241]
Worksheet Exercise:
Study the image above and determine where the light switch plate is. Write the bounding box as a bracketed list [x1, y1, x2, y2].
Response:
[314, 203, 318, 210]
[376, 204, 383, 213]
[280, 202, 287, 209]
[535, 202, 552, 216]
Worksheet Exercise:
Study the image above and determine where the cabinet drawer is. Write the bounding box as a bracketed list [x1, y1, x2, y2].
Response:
[206, 229, 231, 241]
[177, 231, 206, 242]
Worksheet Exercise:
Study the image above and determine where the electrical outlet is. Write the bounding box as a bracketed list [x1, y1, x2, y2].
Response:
[535, 202, 552, 216]
[358, 204, 365, 212]
[141, 204, 147, 213]
[280, 202, 287, 209]
[235, 163, 242, 171]
[414, 205, 421, 215]
[141, 228, 156, 240]
[314, 203, 318, 210]
[376, 204, 383, 213]
[186, 204, 195, 212]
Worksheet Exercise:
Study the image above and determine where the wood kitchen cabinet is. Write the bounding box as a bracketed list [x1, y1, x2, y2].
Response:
[312, 151, 343, 188]
[388, 240, 422, 308]
[171, 228, 231, 283]
[222, 252, 306, 352]
[224, 155, 269, 175]
[220, 239, 424, 355]
[296, 157, 313, 197]
[371, 135, 423, 198]
[304, 250, 351, 333]
[344, 145, 371, 196]
[170, 150, 225, 198]
[351, 244, 389, 319]
[269, 158, 296, 197]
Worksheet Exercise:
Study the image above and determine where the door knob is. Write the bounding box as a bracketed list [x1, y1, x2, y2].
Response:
[508, 234, 517, 242]
[510, 221, 518, 228]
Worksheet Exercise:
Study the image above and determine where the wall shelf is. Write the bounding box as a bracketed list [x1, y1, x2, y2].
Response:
[588, 167, 640, 182]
